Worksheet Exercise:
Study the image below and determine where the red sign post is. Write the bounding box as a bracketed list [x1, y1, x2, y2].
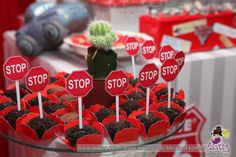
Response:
[105, 71, 128, 122]
[25, 67, 49, 118]
[159, 45, 176, 63]
[173, 51, 186, 98]
[142, 40, 157, 60]
[125, 37, 139, 78]
[139, 63, 159, 115]
[66, 70, 93, 129]
[161, 59, 179, 108]
[3, 56, 29, 111]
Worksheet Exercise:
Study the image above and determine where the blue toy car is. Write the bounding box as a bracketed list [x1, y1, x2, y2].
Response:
[16, 3, 90, 56]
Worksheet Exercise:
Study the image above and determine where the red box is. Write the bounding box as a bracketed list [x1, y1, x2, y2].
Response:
[140, 11, 236, 53]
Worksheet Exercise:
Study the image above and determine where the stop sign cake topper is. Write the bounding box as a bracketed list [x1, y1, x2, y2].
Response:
[174, 51, 185, 72]
[173, 51, 185, 98]
[139, 63, 159, 115]
[66, 70, 93, 129]
[159, 45, 176, 63]
[161, 59, 179, 108]
[3, 56, 29, 111]
[142, 40, 157, 60]
[125, 36, 139, 78]
[105, 70, 128, 122]
[25, 67, 49, 119]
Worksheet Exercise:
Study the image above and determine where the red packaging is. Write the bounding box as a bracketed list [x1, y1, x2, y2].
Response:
[21, 92, 58, 111]
[150, 102, 187, 127]
[140, 11, 236, 53]
[102, 115, 140, 144]
[0, 106, 28, 131]
[60, 120, 104, 150]
[6, 83, 30, 96]
[17, 113, 64, 142]
[0, 95, 12, 103]
[129, 110, 170, 138]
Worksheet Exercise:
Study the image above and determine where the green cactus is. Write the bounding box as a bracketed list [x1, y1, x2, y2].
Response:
[87, 21, 117, 78]
[88, 20, 116, 48]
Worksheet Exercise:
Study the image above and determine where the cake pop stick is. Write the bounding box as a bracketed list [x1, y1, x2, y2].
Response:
[3, 56, 29, 111]
[161, 59, 179, 108]
[105, 70, 128, 122]
[139, 63, 159, 115]
[125, 37, 140, 78]
[25, 67, 49, 119]
[65, 70, 93, 129]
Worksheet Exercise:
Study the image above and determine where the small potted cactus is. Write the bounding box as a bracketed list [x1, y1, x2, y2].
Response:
[84, 21, 117, 107]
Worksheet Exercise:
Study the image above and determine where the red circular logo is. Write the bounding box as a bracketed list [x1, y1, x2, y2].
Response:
[174, 51, 185, 72]
[159, 45, 176, 63]
[161, 59, 179, 82]
[125, 36, 139, 56]
[66, 71, 93, 97]
[142, 40, 157, 60]
[3, 56, 29, 81]
[139, 63, 159, 88]
[25, 67, 49, 92]
[105, 70, 128, 96]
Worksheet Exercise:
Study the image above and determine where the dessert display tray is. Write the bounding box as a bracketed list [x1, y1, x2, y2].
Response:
[0, 121, 184, 153]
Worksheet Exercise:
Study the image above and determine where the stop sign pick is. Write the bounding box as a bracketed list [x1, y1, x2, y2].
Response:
[125, 36, 139, 78]
[3, 56, 29, 111]
[25, 67, 49, 119]
[142, 40, 157, 60]
[159, 45, 176, 63]
[65, 70, 93, 129]
[139, 63, 159, 115]
[105, 71, 128, 122]
[174, 51, 185, 72]
[161, 59, 179, 108]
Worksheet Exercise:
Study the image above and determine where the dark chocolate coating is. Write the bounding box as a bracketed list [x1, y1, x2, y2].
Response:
[157, 106, 181, 125]
[28, 96, 50, 107]
[43, 103, 67, 114]
[65, 125, 99, 146]
[95, 108, 115, 122]
[105, 120, 133, 141]
[128, 91, 146, 100]
[136, 112, 161, 133]
[27, 117, 57, 139]
[4, 109, 29, 129]
[120, 99, 141, 116]
[0, 101, 16, 111]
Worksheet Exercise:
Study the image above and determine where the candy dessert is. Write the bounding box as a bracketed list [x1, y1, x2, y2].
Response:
[4, 108, 30, 129]
[120, 99, 142, 116]
[0, 101, 16, 111]
[95, 108, 116, 123]
[105, 120, 134, 141]
[136, 112, 161, 132]
[28, 117, 57, 139]
[65, 125, 99, 146]
[60, 112, 78, 124]
[43, 102, 69, 115]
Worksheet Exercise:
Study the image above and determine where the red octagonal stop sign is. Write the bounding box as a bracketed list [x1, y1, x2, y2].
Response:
[139, 63, 159, 88]
[142, 40, 157, 60]
[25, 67, 49, 92]
[161, 59, 179, 82]
[174, 51, 185, 72]
[125, 36, 139, 56]
[3, 56, 29, 81]
[65, 71, 93, 97]
[105, 70, 128, 96]
[159, 45, 176, 63]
